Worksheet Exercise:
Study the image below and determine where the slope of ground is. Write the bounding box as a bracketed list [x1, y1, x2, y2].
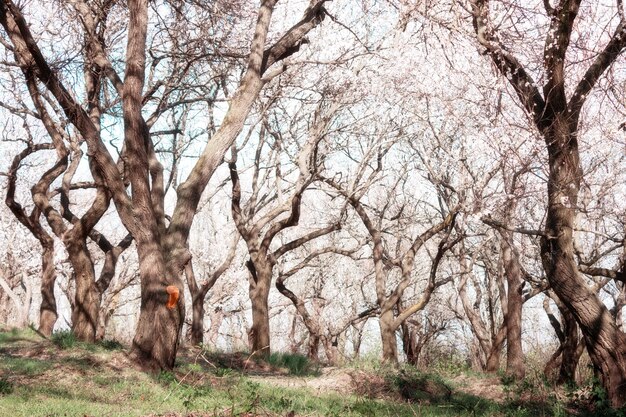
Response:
[0, 328, 610, 417]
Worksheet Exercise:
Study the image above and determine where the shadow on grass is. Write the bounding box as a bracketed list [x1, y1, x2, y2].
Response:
[0, 354, 52, 376]
[0, 329, 43, 347]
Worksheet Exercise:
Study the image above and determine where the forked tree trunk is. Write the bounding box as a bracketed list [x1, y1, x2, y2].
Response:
[39, 240, 58, 336]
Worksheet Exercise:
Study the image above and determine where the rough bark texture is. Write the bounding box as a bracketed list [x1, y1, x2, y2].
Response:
[190, 294, 205, 346]
[38, 240, 58, 336]
[66, 242, 100, 341]
[500, 234, 525, 379]
[247, 260, 272, 356]
[379, 308, 398, 363]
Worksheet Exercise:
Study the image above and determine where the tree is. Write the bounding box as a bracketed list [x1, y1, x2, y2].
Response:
[323, 152, 461, 362]
[185, 232, 238, 346]
[0, 0, 331, 369]
[3, 138, 58, 335]
[543, 290, 585, 384]
[0, 241, 33, 329]
[275, 237, 376, 363]
[469, 0, 626, 405]
[229, 99, 343, 357]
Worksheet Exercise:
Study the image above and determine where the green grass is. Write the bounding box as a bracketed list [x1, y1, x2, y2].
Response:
[0, 328, 609, 416]
[98, 338, 124, 351]
[1, 356, 51, 376]
[50, 330, 77, 349]
[267, 351, 319, 376]
[0, 378, 13, 395]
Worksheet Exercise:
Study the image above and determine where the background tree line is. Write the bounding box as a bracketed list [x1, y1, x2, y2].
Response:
[0, 0, 624, 408]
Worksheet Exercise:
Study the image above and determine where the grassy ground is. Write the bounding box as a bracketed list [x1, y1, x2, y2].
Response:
[0, 328, 620, 417]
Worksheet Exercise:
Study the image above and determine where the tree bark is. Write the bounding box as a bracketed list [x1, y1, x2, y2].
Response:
[500, 234, 525, 379]
[556, 298, 581, 384]
[247, 260, 272, 357]
[66, 241, 99, 342]
[308, 334, 320, 360]
[380, 307, 398, 363]
[485, 324, 506, 372]
[401, 321, 419, 365]
[540, 119, 626, 404]
[190, 293, 206, 346]
[39, 239, 58, 336]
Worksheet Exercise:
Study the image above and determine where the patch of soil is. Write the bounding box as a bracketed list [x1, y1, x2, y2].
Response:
[248, 367, 354, 395]
[451, 373, 506, 403]
[143, 413, 295, 417]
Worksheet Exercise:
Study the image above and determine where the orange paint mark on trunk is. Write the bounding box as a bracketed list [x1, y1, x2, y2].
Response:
[166, 285, 179, 309]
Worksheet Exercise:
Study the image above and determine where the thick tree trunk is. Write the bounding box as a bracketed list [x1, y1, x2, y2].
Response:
[501, 235, 525, 379]
[541, 124, 626, 407]
[123, 0, 184, 370]
[130, 244, 184, 370]
[249, 285, 271, 357]
[380, 308, 398, 363]
[39, 240, 58, 336]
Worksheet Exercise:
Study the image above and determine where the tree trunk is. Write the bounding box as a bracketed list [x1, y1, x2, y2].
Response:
[557, 302, 581, 385]
[130, 245, 184, 370]
[248, 263, 271, 358]
[380, 308, 398, 363]
[190, 293, 205, 346]
[485, 324, 506, 372]
[67, 242, 99, 342]
[352, 323, 364, 359]
[541, 123, 626, 407]
[207, 307, 224, 347]
[308, 334, 320, 360]
[39, 240, 58, 336]
[501, 235, 525, 379]
[322, 335, 340, 365]
[401, 321, 418, 365]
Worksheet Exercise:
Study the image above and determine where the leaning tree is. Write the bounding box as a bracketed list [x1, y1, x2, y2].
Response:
[468, 0, 626, 405]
